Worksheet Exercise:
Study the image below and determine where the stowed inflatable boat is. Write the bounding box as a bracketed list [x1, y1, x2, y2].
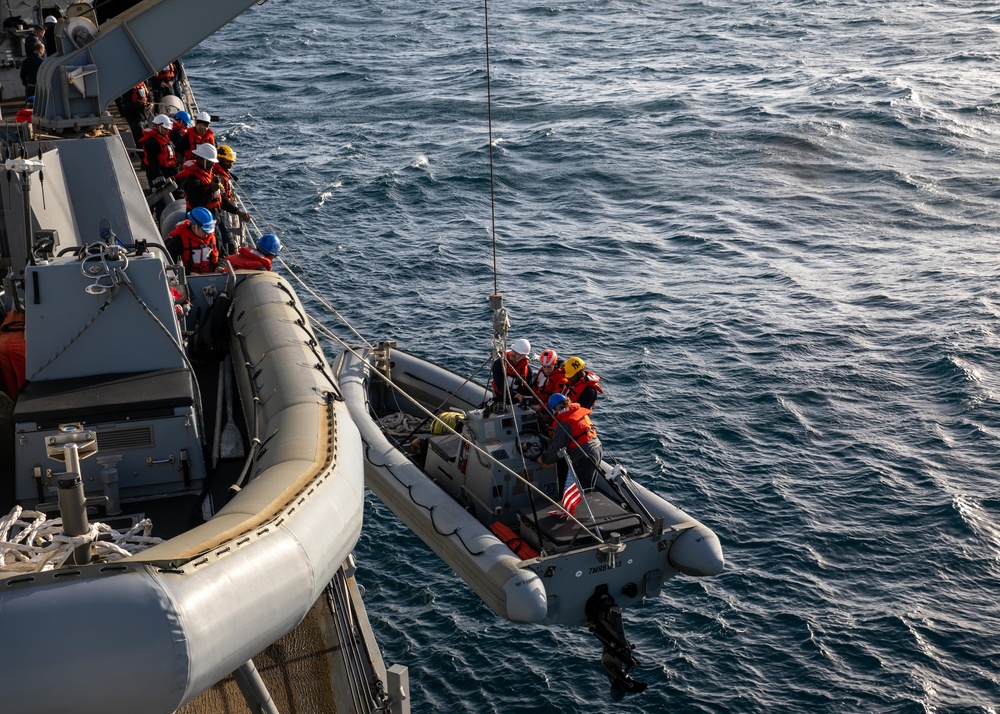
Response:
[337, 340, 724, 699]
[0, 2, 365, 712]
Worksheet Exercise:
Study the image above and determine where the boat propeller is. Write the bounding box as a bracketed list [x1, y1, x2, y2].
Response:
[585, 585, 648, 701]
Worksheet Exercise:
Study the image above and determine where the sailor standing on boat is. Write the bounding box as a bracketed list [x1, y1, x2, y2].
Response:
[530, 348, 567, 406]
[536, 393, 604, 490]
[490, 337, 533, 408]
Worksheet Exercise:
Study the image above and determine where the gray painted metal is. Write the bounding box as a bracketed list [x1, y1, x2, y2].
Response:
[0, 137, 164, 267]
[33, 0, 264, 130]
[0, 274, 366, 714]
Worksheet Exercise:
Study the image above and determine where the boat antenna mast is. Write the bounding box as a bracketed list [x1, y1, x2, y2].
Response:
[483, 0, 511, 363]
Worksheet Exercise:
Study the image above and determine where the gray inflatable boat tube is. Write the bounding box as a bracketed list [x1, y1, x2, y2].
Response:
[0, 274, 365, 714]
[336, 347, 548, 624]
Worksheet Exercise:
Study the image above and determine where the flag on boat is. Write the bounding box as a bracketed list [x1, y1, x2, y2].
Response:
[561, 472, 582, 515]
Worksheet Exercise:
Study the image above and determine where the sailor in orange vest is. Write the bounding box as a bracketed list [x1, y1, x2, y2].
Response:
[490, 337, 533, 408]
[170, 111, 192, 151]
[184, 111, 216, 161]
[225, 233, 282, 271]
[214, 145, 251, 223]
[153, 62, 178, 102]
[119, 80, 151, 142]
[530, 348, 567, 406]
[141, 114, 179, 184]
[536, 393, 603, 490]
[165, 207, 224, 274]
[561, 356, 603, 410]
[180, 143, 223, 212]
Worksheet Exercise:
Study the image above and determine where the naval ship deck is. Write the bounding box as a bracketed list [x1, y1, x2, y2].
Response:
[0, 94, 409, 714]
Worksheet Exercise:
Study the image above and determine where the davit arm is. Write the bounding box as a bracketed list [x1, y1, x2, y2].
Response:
[33, 0, 264, 131]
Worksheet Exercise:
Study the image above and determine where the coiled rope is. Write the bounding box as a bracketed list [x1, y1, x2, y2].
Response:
[0, 506, 163, 573]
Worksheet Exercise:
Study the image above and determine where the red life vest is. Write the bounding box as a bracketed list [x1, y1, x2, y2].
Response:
[156, 65, 175, 81]
[213, 164, 234, 201]
[531, 365, 566, 404]
[168, 220, 218, 273]
[225, 247, 272, 271]
[491, 350, 530, 394]
[184, 127, 216, 161]
[563, 370, 603, 404]
[552, 403, 597, 450]
[129, 83, 148, 103]
[182, 162, 222, 210]
[141, 129, 177, 169]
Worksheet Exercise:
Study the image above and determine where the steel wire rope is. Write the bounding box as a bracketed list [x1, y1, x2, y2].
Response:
[484, 0, 499, 296]
[231, 181, 374, 352]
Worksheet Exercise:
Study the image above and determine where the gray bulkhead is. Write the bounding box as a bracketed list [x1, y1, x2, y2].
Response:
[8, 135, 205, 507]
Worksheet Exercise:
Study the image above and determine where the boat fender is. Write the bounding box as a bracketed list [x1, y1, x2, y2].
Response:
[488, 520, 539, 560]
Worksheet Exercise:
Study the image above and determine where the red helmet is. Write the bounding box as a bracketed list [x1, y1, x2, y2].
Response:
[539, 349, 558, 367]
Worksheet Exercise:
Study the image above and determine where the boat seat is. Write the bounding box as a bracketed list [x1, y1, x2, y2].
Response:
[14, 369, 195, 427]
[518, 491, 643, 552]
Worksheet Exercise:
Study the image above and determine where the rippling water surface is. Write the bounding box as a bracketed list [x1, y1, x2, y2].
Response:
[187, 1, 1000, 710]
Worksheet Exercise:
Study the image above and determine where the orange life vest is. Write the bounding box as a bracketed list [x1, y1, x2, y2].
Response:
[213, 164, 234, 201]
[181, 162, 222, 210]
[141, 129, 177, 170]
[225, 247, 272, 271]
[169, 220, 218, 273]
[563, 370, 603, 404]
[552, 403, 597, 450]
[128, 82, 148, 103]
[184, 127, 216, 161]
[492, 350, 530, 395]
[532, 365, 567, 404]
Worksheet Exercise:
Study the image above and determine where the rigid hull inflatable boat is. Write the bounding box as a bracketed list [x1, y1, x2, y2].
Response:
[337, 339, 724, 699]
[0, 2, 374, 712]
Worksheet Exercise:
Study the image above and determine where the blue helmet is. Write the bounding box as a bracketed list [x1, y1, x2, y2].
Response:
[187, 207, 216, 233]
[548, 393, 568, 411]
[175, 110, 191, 126]
[257, 233, 282, 256]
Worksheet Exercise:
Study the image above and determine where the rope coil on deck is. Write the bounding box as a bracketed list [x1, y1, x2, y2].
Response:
[0, 507, 163, 573]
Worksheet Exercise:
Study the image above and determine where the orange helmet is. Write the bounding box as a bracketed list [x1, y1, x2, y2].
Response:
[539, 349, 558, 367]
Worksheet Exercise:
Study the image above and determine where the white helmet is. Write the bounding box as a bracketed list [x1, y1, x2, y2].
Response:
[510, 338, 531, 356]
[151, 113, 172, 128]
[192, 143, 218, 162]
[195, 111, 211, 124]
[43, 15, 57, 24]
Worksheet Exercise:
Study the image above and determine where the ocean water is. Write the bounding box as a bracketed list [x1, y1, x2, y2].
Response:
[187, 1, 1000, 711]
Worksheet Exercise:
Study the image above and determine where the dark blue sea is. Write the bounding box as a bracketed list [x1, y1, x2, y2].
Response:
[187, 1, 1000, 711]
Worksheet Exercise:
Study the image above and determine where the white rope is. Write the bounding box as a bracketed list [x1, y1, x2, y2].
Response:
[0, 507, 164, 573]
[378, 412, 426, 438]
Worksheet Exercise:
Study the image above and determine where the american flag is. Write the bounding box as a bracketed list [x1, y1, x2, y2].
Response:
[561, 472, 582, 515]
